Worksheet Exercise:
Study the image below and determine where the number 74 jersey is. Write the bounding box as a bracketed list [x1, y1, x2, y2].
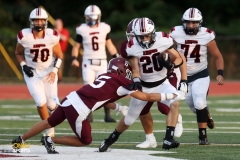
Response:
[170, 26, 215, 76]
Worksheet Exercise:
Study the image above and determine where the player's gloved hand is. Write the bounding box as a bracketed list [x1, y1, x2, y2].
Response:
[22, 65, 34, 77]
[178, 80, 188, 94]
[127, 77, 142, 91]
[158, 53, 174, 70]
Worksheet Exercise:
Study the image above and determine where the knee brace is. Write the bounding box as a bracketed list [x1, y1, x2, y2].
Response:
[196, 107, 208, 123]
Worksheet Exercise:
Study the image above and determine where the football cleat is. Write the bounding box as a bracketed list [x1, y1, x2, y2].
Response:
[99, 133, 119, 152]
[41, 135, 59, 154]
[199, 137, 210, 145]
[207, 117, 214, 129]
[162, 138, 180, 150]
[174, 114, 183, 138]
[12, 136, 23, 153]
[136, 139, 157, 148]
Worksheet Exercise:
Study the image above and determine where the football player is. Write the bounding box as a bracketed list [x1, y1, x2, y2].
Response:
[170, 8, 224, 145]
[120, 18, 184, 149]
[12, 58, 184, 154]
[99, 17, 188, 152]
[15, 8, 63, 137]
[71, 5, 120, 122]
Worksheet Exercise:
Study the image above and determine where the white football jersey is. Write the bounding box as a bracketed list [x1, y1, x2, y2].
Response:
[170, 26, 215, 76]
[126, 32, 173, 82]
[76, 22, 111, 60]
[17, 28, 60, 77]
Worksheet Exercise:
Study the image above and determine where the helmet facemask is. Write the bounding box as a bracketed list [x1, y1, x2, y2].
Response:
[85, 15, 100, 27]
[135, 31, 156, 49]
[182, 20, 202, 35]
[30, 19, 48, 32]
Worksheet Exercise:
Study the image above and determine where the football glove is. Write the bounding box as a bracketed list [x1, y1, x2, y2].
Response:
[158, 53, 174, 70]
[127, 77, 142, 91]
[178, 80, 188, 94]
[22, 65, 34, 77]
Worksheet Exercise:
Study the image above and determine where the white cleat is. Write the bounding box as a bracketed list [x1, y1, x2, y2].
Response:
[174, 114, 183, 138]
[117, 105, 129, 116]
[136, 139, 157, 148]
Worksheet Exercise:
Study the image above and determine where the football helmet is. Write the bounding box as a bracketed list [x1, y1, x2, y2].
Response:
[126, 18, 138, 41]
[182, 8, 203, 35]
[29, 8, 48, 32]
[84, 5, 101, 27]
[107, 58, 132, 80]
[134, 17, 156, 49]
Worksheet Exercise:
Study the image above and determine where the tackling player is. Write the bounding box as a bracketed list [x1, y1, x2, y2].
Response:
[12, 58, 184, 154]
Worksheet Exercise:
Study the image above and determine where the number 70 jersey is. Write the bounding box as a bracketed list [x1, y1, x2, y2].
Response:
[170, 26, 215, 76]
[17, 28, 60, 70]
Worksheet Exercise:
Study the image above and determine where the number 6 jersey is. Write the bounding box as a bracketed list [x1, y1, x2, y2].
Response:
[75, 22, 111, 60]
[17, 28, 60, 77]
[170, 26, 215, 76]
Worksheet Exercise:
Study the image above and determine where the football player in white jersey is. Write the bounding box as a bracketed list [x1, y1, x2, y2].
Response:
[170, 8, 224, 145]
[121, 18, 184, 149]
[99, 17, 188, 152]
[15, 8, 63, 138]
[71, 5, 120, 123]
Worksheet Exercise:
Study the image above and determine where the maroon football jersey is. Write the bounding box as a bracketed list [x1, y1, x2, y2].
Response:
[76, 73, 132, 110]
[119, 40, 129, 58]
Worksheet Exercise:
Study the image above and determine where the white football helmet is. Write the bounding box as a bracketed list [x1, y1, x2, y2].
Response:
[29, 8, 48, 32]
[134, 17, 156, 49]
[126, 18, 138, 41]
[84, 5, 101, 27]
[182, 8, 203, 35]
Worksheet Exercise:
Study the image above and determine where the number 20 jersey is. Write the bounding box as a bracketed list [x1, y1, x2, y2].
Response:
[125, 32, 173, 82]
[76, 22, 111, 60]
[17, 28, 60, 76]
[170, 26, 215, 76]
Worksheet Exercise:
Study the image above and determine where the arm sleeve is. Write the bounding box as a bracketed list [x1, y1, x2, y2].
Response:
[75, 34, 83, 43]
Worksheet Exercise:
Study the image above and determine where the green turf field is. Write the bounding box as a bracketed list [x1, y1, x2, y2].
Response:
[0, 96, 240, 160]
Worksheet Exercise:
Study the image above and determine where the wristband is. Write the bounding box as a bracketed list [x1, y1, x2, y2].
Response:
[72, 56, 77, 61]
[20, 61, 26, 67]
[133, 77, 141, 83]
[54, 58, 62, 69]
[52, 67, 58, 74]
[217, 69, 223, 76]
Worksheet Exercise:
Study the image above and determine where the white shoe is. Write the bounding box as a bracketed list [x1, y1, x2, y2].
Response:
[117, 105, 129, 116]
[136, 139, 157, 148]
[174, 114, 183, 138]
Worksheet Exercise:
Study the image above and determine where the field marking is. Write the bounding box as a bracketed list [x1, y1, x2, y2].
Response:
[0, 145, 178, 160]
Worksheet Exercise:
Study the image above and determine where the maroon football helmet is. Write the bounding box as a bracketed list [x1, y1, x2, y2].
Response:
[107, 58, 132, 80]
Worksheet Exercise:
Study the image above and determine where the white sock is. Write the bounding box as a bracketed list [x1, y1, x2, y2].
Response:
[21, 136, 25, 143]
[114, 103, 119, 111]
[146, 133, 155, 140]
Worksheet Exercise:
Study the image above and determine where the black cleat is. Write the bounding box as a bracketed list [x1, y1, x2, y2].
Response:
[207, 117, 214, 129]
[199, 137, 210, 145]
[99, 133, 119, 152]
[12, 136, 23, 153]
[104, 116, 116, 123]
[162, 138, 180, 150]
[41, 136, 59, 154]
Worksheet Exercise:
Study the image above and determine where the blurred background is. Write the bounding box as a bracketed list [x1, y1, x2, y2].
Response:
[0, 0, 239, 83]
